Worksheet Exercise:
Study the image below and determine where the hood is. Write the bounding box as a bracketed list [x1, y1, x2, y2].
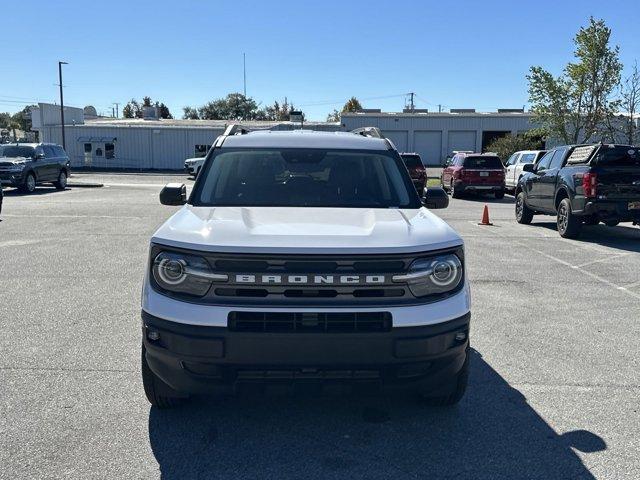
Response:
[152, 206, 462, 254]
[0, 156, 29, 165]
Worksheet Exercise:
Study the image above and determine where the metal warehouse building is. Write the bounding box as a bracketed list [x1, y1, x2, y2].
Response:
[341, 110, 536, 165]
[34, 103, 538, 169]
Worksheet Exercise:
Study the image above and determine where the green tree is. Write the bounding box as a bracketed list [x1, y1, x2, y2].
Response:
[263, 98, 296, 121]
[188, 93, 262, 120]
[326, 97, 363, 121]
[485, 129, 548, 163]
[326, 109, 341, 122]
[123, 97, 172, 119]
[609, 62, 640, 144]
[527, 17, 622, 143]
[182, 106, 200, 120]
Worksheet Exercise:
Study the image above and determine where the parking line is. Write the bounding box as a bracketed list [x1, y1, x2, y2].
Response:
[473, 224, 640, 300]
[575, 253, 632, 268]
[2, 214, 145, 219]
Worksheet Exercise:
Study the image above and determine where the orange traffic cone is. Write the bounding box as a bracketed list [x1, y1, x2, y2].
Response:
[478, 204, 493, 226]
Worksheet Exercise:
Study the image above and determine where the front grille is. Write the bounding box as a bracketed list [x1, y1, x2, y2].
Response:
[149, 246, 464, 306]
[228, 311, 392, 333]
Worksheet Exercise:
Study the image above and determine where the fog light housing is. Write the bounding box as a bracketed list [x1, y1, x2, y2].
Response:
[454, 331, 467, 342]
[147, 329, 160, 341]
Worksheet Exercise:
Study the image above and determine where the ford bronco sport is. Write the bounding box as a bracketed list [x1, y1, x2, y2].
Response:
[141, 126, 471, 408]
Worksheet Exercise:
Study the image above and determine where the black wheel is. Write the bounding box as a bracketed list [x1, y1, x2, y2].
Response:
[451, 180, 462, 199]
[53, 170, 67, 190]
[583, 216, 600, 225]
[141, 345, 185, 408]
[494, 190, 505, 199]
[19, 172, 36, 193]
[557, 198, 582, 238]
[422, 349, 469, 407]
[604, 220, 619, 227]
[515, 192, 534, 224]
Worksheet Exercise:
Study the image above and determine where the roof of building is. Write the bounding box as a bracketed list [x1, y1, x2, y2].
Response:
[82, 118, 339, 129]
[342, 111, 534, 117]
[221, 129, 390, 150]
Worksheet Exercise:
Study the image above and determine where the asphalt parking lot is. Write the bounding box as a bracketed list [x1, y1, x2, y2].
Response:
[1, 172, 639, 479]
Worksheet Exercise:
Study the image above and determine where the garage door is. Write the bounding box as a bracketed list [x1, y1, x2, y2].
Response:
[382, 130, 408, 153]
[447, 131, 476, 155]
[413, 131, 442, 166]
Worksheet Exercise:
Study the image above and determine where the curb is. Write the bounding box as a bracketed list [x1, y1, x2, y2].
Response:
[67, 182, 104, 188]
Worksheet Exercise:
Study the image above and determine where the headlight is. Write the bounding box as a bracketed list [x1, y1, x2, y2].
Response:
[152, 251, 227, 297]
[392, 254, 463, 297]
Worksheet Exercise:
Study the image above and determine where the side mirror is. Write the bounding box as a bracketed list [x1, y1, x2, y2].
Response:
[422, 187, 449, 209]
[160, 183, 187, 205]
[34, 153, 45, 160]
[522, 163, 534, 173]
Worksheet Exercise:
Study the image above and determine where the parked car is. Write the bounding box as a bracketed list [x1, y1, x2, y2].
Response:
[400, 152, 427, 196]
[184, 156, 206, 177]
[0, 143, 70, 193]
[440, 152, 505, 199]
[141, 125, 470, 408]
[515, 144, 640, 238]
[504, 150, 547, 193]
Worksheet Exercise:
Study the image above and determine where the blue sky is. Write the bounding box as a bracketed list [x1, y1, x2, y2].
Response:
[1, 0, 639, 121]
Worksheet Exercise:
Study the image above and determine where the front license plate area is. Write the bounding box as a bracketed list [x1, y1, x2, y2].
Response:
[480, 171, 489, 177]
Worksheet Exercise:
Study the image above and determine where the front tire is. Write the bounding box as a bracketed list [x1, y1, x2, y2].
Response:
[557, 198, 582, 238]
[515, 192, 534, 224]
[604, 220, 619, 227]
[19, 172, 36, 193]
[494, 190, 505, 199]
[141, 345, 185, 408]
[54, 170, 67, 190]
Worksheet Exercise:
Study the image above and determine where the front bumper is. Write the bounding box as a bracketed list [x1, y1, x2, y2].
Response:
[0, 171, 25, 186]
[583, 200, 640, 223]
[142, 310, 470, 395]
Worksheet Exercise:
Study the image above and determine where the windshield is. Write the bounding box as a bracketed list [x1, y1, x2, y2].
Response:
[593, 146, 640, 167]
[0, 145, 35, 158]
[463, 156, 503, 169]
[192, 148, 420, 208]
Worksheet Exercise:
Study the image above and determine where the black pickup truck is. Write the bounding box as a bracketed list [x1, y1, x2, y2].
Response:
[515, 144, 640, 238]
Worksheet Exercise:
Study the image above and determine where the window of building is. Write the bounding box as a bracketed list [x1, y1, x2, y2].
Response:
[84, 143, 92, 153]
[105, 143, 115, 159]
[95, 147, 103, 157]
[195, 145, 209, 158]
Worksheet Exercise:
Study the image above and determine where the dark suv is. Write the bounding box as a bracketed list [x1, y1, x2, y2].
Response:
[400, 153, 427, 196]
[0, 143, 70, 193]
[515, 144, 640, 238]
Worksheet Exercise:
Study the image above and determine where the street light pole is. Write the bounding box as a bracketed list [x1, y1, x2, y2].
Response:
[58, 61, 68, 149]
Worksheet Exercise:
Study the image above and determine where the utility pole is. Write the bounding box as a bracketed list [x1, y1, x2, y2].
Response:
[407, 92, 415, 112]
[114, 102, 120, 118]
[243, 53, 246, 97]
[438, 104, 442, 113]
[58, 61, 68, 150]
[112, 106, 115, 118]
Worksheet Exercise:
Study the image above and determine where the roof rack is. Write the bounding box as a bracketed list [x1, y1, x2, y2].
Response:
[350, 127, 385, 139]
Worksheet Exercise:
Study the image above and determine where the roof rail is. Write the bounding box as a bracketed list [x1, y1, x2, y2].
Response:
[214, 123, 251, 147]
[351, 127, 385, 139]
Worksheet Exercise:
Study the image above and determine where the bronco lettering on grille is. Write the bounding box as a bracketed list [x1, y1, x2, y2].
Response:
[234, 274, 386, 285]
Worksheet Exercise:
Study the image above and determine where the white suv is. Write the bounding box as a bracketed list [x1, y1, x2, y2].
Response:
[504, 150, 547, 193]
[141, 126, 471, 408]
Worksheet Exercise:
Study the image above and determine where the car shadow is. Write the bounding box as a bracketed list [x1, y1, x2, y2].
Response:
[534, 221, 640, 253]
[148, 350, 605, 479]
[2, 187, 70, 197]
[452, 194, 514, 205]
